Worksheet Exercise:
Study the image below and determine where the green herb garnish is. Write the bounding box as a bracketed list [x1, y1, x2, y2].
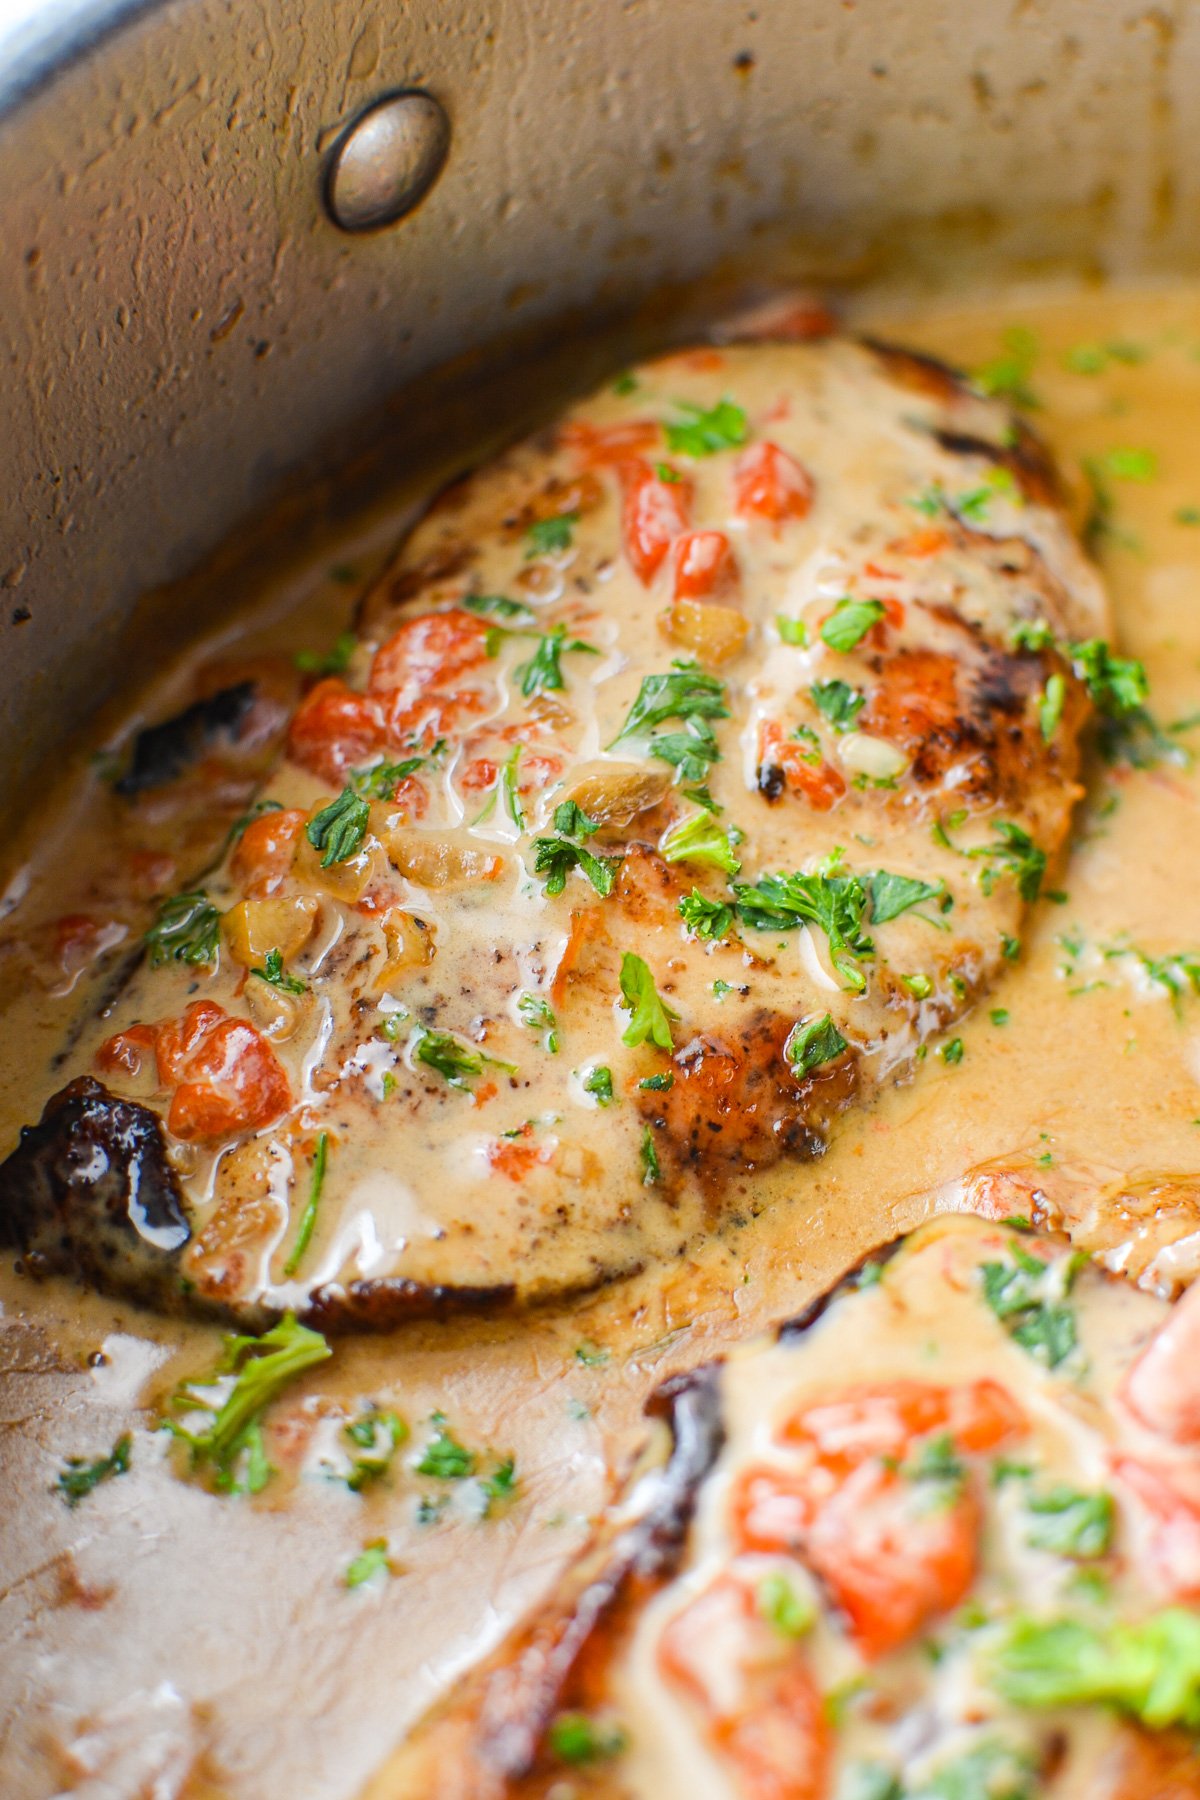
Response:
[1025, 1486, 1114, 1560]
[526, 512, 578, 557]
[145, 890, 221, 967]
[619, 952, 679, 1050]
[518, 992, 559, 1053]
[306, 787, 370, 868]
[344, 1406, 407, 1492]
[583, 1065, 615, 1106]
[777, 615, 809, 646]
[282, 1132, 328, 1278]
[664, 397, 748, 458]
[416, 1412, 475, 1480]
[463, 592, 536, 622]
[993, 1608, 1200, 1730]
[640, 1126, 661, 1185]
[547, 1712, 628, 1765]
[733, 854, 874, 991]
[165, 1313, 331, 1495]
[251, 947, 306, 995]
[610, 660, 729, 746]
[512, 623, 599, 698]
[55, 1434, 132, 1507]
[757, 1571, 815, 1639]
[788, 1013, 848, 1076]
[296, 631, 356, 677]
[660, 811, 741, 875]
[820, 597, 886, 654]
[345, 1538, 393, 1588]
[980, 1244, 1079, 1369]
[811, 678, 866, 732]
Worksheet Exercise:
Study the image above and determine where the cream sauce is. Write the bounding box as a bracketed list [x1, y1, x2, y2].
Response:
[2, 280, 1200, 1798]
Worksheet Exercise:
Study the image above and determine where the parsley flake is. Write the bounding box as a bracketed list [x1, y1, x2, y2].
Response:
[619, 952, 679, 1050]
[526, 512, 578, 557]
[306, 788, 370, 868]
[56, 1435, 132, 1507]
[820, 597, 886, 654]
[787, 1013, 848, 1076]
[660, 810, 741, 875]
[664, 397, 748, 458]
[145, 890, 221, 968]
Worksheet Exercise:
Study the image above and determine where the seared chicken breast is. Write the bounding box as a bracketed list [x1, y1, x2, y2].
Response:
[0, 336, 1109, 1328]
[378, 1214, 1200, 1799]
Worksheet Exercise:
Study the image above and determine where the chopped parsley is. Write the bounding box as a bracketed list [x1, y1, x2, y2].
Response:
[463, 592, 536, 623]
[935, 816, 1048, 904]
[533, 833, 619, 899]
[525, 511, 578, 557]
[921, 1742, 1035, 1800]
[776, 615, 809, 646]
[251, 947, 306, 995]
[980, 1243, 1080, 1368]
[499, 744, 524, 828]
[1071, 638, 1149, 717]
[344, 1406, 408, 1491]
[553, 799, 599, 837]
[512, 623, 599, 698]
[296, 631, 356, 677]
[733, 854, 874, 991]
[811, 678, 866, 732]
[973, 324, 1040, 407]
[351, 754, 426, 798]
[582, 1065, 615, 1106]
[1100, 445, 1158, 482]
[306, 787, 370, 868]
[282, 1131, 329, 1278]
[1039, 672, 1065, 741]
[1064, 338, 1144, 374]
[993, 1607, 1200, 1730]
[619, 952, 679, 1050]
[164, 1313, 332, 1495]
[649, 717, 722, 784]
[55, 1434, 132, 1507]
[903, 1430, 966, 1504]
[413, 1028, 514, 1091]
[415, 1412, 475, 1480]
[518, 991, 559, 1053]
[866, 870, 946, 926]
[480, 1456, 518, 1511]
[757, 1571, 815, 1639]
[1024, 1486, 1114, 1560]
[639, 1071, 674, 1091]
[677, 888, 734, 940]
[145, 890, 221, 967]
[547, 1712, 628, 1765]
[788, 1013, 848, 1076]
[574, 1339, 610, 1367]
[640, 1126, 661, 1185]
[609, 660, 729, 746]
[664, 397, 748, 457]
[820, 596, 886, 654]
[940, 1038, 964, 1066]
[345, 1538, 392, 1589]
[902, 973, 933, 999]
[660, 810, 741, 875]
[990, 1007, 1009, 1025]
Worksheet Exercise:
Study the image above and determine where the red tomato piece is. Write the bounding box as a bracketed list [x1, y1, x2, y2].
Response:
[288, 678, 387, 784]
[367, 608, 491, 698]
[231, 807, 307, 898]
[155, 1000, 291, 1142]
[733, 442, 814, 524]
[1114, 1455, 1200, 1599]
[486, 1134, 557, 1180]
[1120, 1280, 1200, 1445]
[621, 459, 693, 583]
[673, 530, 737, 600]
[888, 526, 951, 559]
[805, 1460, 980, 1660]
[97, 1022, 159, 1078]
[777, 1377, 1024, 1468]
[758, 721, 846, 812]
[559, 418, 662, 466]
[658, 1575, 830, 1800]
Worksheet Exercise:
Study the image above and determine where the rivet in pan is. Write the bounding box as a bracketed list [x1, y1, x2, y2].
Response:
[325, 90, 450, 234]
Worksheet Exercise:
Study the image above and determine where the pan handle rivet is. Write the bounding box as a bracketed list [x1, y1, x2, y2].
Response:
[325, 90, 450, 234]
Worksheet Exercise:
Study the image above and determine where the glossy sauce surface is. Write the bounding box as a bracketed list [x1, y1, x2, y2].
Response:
[3, 281, 1200, 1798]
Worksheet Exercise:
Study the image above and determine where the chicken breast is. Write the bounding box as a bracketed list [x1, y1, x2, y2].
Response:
[375, 1213, 1200, 1799]
[0, 336, 1109, 1328]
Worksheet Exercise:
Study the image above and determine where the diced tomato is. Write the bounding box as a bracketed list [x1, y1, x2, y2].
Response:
[731, 1465, 815, 1550]
[97, 1022, 158, 1078]
[560, 418, 662, 466]
[733, 442, 814, 525]
[367, 609, 491, 698]
[486, 1133, 557, 1180]
[621, 459, 693, 583]
[673, 530, 737, 600]
[658, 1575, 831, 1800]
[1113, 1455, 1200, 1599]
[288, 678, 387, 784]
[51, 914, 122, 979]
[758, 721, 845, 812]
[888, 526, 951, 559]
[460, 758, 499, 793]
[231, 807, 307, 898]
[1120, 1280, 1200, 1445]
[806, 1461, 980, 1659]
[777, 1377, 1025, 1470]
[154, 1000, 291, 1142]
[550, 906, 605, 1008]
